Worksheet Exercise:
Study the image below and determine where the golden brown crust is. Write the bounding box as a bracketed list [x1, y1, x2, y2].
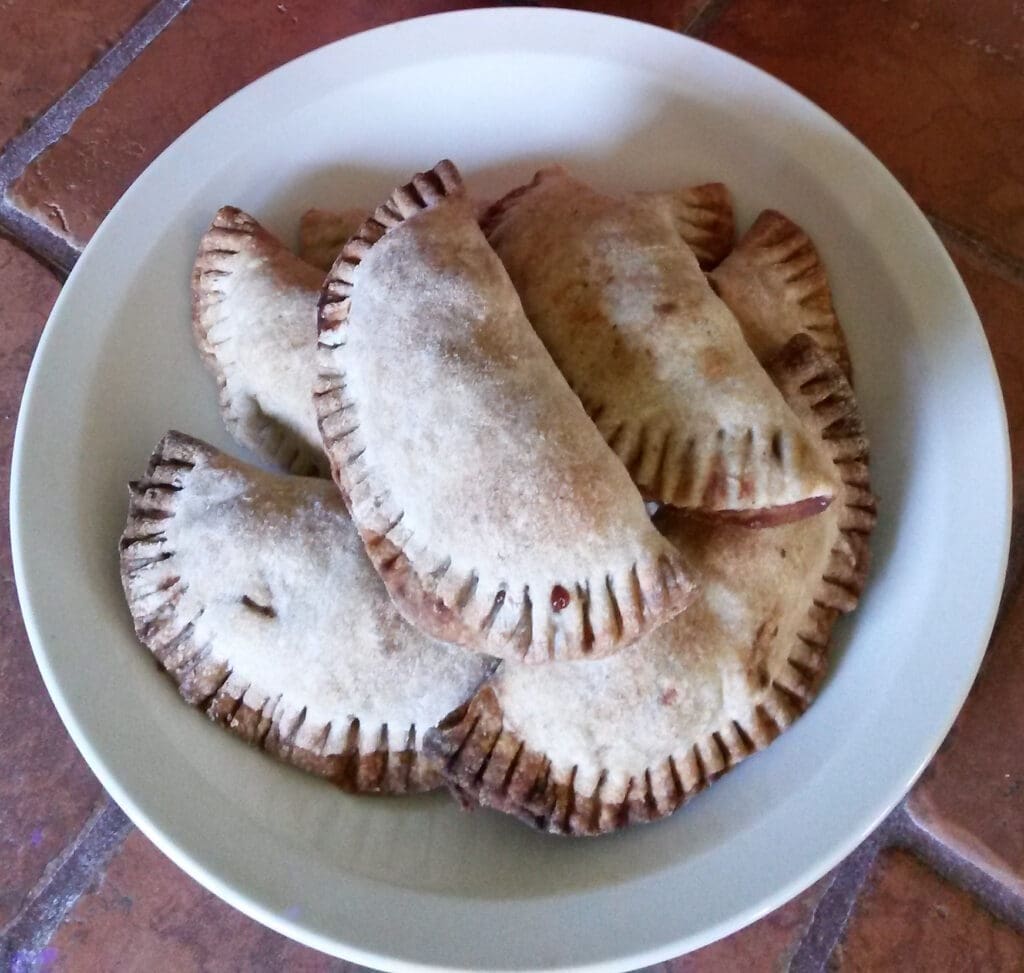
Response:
[483, 175, 734, 270]
[482, 167, 838, 519]
[429, 682, 798, 836]
[642, 180, 734, 269]
[316, 161, 696, 664]
[426, 334, 877, 835]
[202, 694, 439, 793]
[710, 210, 853, 382]
[119, 431, 471, 794]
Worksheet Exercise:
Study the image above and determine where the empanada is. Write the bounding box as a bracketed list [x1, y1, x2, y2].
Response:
[192, 207, 326, 475]
[484, 167, 838, 524]
[120, 432, 494, 793]
[426, 335, 876, 834]
[710, 209, 852, 381]
[316, 160, 696, 664]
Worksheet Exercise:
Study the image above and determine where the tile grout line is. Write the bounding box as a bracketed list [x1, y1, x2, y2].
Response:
[893, 805, 1024, 932]
[0, 2, 184, 959]
[682, 0, 734, 37]
[928, 213, 1024, 287]
[0, 0, 1015, 920]
[0, 0, 191, 187]
[0, 200, 77, 277]
[0, 0, 193, 273]
[0, 798, 133, 968]
[0, 225, 68, 282]
[786, 811, 897, 972]
[2, 0, 1024, 290]
[785, 801, 1024, 972]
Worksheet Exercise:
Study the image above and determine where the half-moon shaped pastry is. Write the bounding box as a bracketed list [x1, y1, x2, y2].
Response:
[298, 197, 496, 271]
[119, 431, 494, 794]
[426, 334, 876, 834]
[643, 180, 735, 269]
[483, 167, 839, 524]
[316, 160, 696, 664]
[709, 209, 852, 381]
[299, 207, 367, 272]
[192, 207, 326, 476]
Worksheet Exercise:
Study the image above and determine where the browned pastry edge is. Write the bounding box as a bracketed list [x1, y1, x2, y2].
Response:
[315, 161, 506, 656]
[191, 207, 327, 477]
[314, 160, 696, 663]
[659, 180, 735, 269]
[425, 334, 878, 835]
[587, 400, 837, 524]
[480, 171, 735, 270]
[710, 209, 853, 383]
[119, 430, 441, 794]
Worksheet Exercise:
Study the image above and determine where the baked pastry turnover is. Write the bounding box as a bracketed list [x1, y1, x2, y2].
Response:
[137, 158, 878, 833]
[710, 209, 852, 381]
[316, 161, 696, 664]
[427, 335, 876, 834]
[484, 167, 839, 524]
[192, 207, 326, 476]
[120, 432, 494, 794]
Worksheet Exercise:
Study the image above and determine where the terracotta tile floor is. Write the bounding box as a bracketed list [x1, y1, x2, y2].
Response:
[829, 850, 1024, 971]
[0, 0, 154, 150]
[2, 1, 1022, 969]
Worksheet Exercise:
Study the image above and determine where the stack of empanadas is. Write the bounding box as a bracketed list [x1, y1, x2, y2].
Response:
[120, 159, 876, 835]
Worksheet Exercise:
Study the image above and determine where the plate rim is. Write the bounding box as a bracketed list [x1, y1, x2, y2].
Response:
[10, 8, 1012, 971]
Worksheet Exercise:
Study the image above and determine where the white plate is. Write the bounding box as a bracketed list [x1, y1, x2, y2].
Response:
[11, 9, 1010, 972]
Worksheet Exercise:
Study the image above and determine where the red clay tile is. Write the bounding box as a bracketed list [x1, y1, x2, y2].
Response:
[46, 830, 362, 971]
[703, 0, 1024, 263]
[660, 877, 829, 971]
[0, 238, 103, 925]
[906, 244, 1024, 895]
[48, 825, 824, 972]
[0, 0, 153, 150]
[6, 0, 483, 249]
[6, 0, 711, 249]
[828, 849, 1024, 970]
[950, 242, 1024, 519]
[908, 583, 1024, 895]
[535, 1, 708, 31]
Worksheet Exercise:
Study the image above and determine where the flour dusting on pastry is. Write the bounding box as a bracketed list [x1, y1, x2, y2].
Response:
[126, 157, 876, 830]
[427, 335, 876, 834]
[120, 431, 493, 794]
[484, 166, 839, 523]
[316, 160, 696, 665]
[192, 208, 326, 475]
